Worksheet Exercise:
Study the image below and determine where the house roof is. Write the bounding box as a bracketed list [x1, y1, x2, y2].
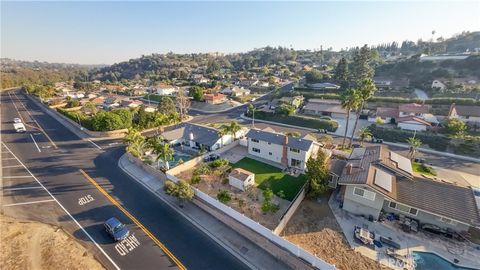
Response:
[303, 100, 347, 114]
[398, 103, 429, 114]
[229, 168, 253, 181]
[376, 107, 399, 118]
[449, 103, 480, 118]
[246, 128, 314, 151]
[337, 145, 480, 225]
[162, 123, 221, 147]
[397, 116, 432, 126]
[204, 93, 226, 100]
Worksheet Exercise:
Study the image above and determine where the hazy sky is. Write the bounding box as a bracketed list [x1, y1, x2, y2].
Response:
[1, 1, 479, 65]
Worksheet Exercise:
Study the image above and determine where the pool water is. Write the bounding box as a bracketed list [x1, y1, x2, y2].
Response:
[169, 152, 193, 167]
[412, 251, 479, 270]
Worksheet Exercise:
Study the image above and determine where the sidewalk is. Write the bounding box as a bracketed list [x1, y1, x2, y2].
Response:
[118, 154, 314, 270]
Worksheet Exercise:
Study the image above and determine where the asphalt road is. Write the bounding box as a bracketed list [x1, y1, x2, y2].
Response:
[1, 90, 249, 270]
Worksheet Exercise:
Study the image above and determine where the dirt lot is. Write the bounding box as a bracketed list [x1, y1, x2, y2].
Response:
[283, 194, 389, 270]
[1, 214, 104, 270]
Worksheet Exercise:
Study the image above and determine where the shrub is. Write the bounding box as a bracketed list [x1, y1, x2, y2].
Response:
[194, 164, 211, 175]
[164, 180, 177, 195]
[57, 108, 93, 130]
[191, 173, 201, 184]
[217, 189, 231, 204]
[210, 159, 229, 168]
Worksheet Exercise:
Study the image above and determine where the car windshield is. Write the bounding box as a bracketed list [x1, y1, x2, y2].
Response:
[112, 222, 125, 232]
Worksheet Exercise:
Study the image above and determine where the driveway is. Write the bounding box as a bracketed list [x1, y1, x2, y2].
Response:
[332, 115, 371, 138]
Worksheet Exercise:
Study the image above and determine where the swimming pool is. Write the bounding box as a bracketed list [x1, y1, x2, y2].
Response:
[169, 152, 193, 167]
[412, 251, 479, 270]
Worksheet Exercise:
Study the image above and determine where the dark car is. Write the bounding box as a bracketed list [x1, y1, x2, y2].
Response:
[104, 217, 129, 242]
[371, 137, 383, 143]
[203, 153, 220, 162]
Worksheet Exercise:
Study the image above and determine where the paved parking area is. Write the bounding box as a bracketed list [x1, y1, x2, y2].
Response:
[219, 144, 247, 163]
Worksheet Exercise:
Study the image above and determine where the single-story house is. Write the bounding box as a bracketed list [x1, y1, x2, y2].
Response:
[246, 128, 322, 171]
[337, 146, 480, 232]
[448, 103, 480, 125]
[229, 168, 255, 191]
[161, 123, 245, 151]
[153, 84, 177, 96]
[279, 96, 304, 108]
[303, 99, 347, 118]
[204, 93, 227, 104]
[120, 100, 143, 108]
[220, 86, 251, 97]
[369, 107, 399, 123]
[397, 116, 431, 131]
[307, 82, 341, 90]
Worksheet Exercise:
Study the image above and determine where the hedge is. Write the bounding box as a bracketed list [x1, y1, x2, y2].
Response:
[57, 108, 93, 130]
[251, 111, 339, 132]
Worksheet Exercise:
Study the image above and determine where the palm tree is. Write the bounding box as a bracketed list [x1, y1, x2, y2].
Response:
[123, 127, 143, 145]
[228, 121, 242, 141]
[153, 143, 174, 170]
[358, 127, 372, 146]
[407, 136, 422, 160]
[349, 79, 376, 147]
[340, 89, 360, 149]
[218, 125, 229, 147]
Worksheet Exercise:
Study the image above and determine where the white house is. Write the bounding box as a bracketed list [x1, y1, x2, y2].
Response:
[432, 80, 446, 91]
[246, 128, 321, 171]
[228, 168, 255, 191]
[220, 86, 251, 97]
[397, 116, 431, 131]
[153, 85, 178, 96]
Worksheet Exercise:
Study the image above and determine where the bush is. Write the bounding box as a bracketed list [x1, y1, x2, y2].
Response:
[194, 164, 211, 175]
[164, 180, 177, 195]
[210, 159, 229, 168]
[217, 189, 231, 204]
[57, 108, 93, 130]
[191, 173, 201, 184]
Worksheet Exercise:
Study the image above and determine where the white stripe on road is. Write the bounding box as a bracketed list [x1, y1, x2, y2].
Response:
[2, 175, 33, 179]
[87, 139, 102, 150]
[2, 165, 23, 169]
[3, 186, 43, 191]
[30, 134, 41, 153]
[1, 142, 120, 270]
[1, 158, 17, 160]
[3, 199, 55, 207]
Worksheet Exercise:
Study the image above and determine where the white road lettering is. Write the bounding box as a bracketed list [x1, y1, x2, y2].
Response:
[78, 194, 95, 205]
[114, 234, 141, 256]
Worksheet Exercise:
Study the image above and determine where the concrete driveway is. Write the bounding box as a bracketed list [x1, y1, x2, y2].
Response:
[332, 115, 371, 138]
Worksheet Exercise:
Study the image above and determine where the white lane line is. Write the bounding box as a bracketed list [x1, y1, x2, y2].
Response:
[30, 134, 41, 153]
[1, 158, 17, 160]
[2, 165, 23, 168]
[2, 176, 33, 179]
[3, 186, 43, 191]
[87, 139, 102, 150]
[1, 142, 120, 270]
[3, 199, 55, 207]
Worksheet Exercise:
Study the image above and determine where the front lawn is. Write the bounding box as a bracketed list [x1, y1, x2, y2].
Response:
[412, 162, 437, 176]
[232, 157, 306, 201]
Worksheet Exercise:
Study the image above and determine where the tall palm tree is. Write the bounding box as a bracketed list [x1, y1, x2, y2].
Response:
[358, 127, 372, 146]
[218, 125, 229, 147]
[228, 121, 242, 141]
[153, 143, 174, 170]
[349, 78, 376, 147]
[340, 89, 360, 149]
[123, 127, 143, 145]
[407, 136, 422, 160]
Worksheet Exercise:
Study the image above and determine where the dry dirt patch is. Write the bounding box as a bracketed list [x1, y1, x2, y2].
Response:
[1, 214, 104, 270]
[283, 196, 389, 270]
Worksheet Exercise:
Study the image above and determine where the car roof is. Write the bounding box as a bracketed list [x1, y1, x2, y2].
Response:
[105, 217, 122, 227]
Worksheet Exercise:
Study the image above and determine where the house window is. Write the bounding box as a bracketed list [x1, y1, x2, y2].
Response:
[252, 147, 260, 153]
[353, 187, 376, 201]
[388, 200, 418, 216]
[269, 152, 272, 156]
[439, 217, 457, 225]
[291, 158, 301, 167]
[251, 139, 259, 143]
[290, 148, 300, 153]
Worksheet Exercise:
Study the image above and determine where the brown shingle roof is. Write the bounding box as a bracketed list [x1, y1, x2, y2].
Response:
[399, 103, 429, 114]
[376, 107, 399, 118]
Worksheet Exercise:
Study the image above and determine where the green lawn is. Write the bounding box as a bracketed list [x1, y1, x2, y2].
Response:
[412, 162, 437, 176]
[232, 157, 306, 201]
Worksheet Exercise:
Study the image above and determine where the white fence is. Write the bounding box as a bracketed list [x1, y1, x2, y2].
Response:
[165, 171, 335, 270]
[273, 185, 306, 235]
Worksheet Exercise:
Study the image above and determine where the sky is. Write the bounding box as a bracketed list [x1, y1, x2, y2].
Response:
[1, 1, 479, 65]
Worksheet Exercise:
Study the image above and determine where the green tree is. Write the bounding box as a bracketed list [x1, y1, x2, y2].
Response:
[305, 69, 324, 83]
[91, 112, 124, 131]
[218, 125, 229, 146]
[123, 127, 143, 145]
[305, 150, 329, 197]
[82, 101, 98, 115]
[275, 103, 296, 116]
[217, 189, 231, 204]
[348, 78, 377, 147]
[190, 86, 204, 101]
[157, 96, 176, 116]
[407, 136, 422, 160]
[261, 188, 279, 213]
[113, 109, 133, 129]
[124, 129, 147, 158]
[445, 118, 467, 136]
[340, 89, 361, 149]
[228, 121, 242, 140]
[350, 45, 374, 87]
[152, 142, 174, 170]
[358, 127, 372, 146]
[334, 57, 349, 89]
[164, 180, 194, 207]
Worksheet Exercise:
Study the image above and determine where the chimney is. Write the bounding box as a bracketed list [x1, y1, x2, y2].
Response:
[189, 132, 194, 141]
[283, 136, 289, 145]
[346, 163, 353, 175]
[281, 135, 289, 166]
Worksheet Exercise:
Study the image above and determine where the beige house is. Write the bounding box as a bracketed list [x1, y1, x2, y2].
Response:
[303, 99, 347, 118]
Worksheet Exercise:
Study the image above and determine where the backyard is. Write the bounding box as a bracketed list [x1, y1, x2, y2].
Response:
[232, 157, 306, 201]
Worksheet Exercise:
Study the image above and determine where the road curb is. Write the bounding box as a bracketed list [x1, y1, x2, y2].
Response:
[117, 155, 260, 270]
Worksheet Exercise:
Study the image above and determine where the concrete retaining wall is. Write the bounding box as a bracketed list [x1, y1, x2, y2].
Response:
[126, 152, 167, 182]
[273, 185, 306, 235]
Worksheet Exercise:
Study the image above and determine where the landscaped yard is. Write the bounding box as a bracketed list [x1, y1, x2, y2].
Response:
[412, 162, 437, 176]
[232, 157, 306, 201]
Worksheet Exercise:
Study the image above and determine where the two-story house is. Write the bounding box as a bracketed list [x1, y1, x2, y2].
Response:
[336, 146, 480, 232]
[245, 128, 320, 171]
[371, 103, 437, 131]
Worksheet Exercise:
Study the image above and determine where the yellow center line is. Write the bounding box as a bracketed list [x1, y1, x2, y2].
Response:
[78, 169, 186, 270]
[12, 91, 58, 149]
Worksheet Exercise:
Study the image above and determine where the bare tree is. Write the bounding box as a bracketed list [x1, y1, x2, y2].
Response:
[176, 88, 190, 120]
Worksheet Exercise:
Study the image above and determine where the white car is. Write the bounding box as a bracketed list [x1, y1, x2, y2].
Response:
[13, 118, 22, 123]
[14, 123, 26, 133]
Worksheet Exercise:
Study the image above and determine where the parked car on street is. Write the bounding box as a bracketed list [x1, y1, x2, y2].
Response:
[104, 217, 129, 242]
[13, 118, 22, 123]
[13, 123, 26, 133]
